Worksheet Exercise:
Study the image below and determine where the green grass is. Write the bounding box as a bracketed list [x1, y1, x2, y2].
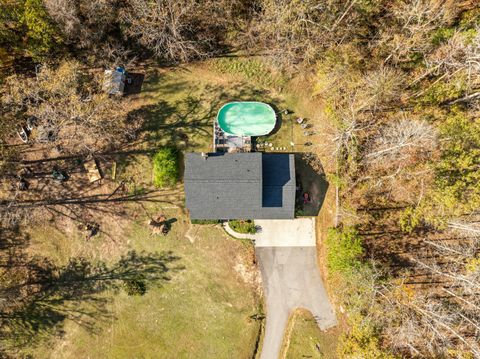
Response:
[191, 219, 220, 224]
[284, 310, 340, 359]
[14, 62, 331, 358]
[23, 206, 262, 358]
[325, 226, 364, 275]
[211, 57, 288, 90]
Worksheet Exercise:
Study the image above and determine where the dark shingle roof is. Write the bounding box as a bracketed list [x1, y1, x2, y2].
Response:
[184, 152, 295, 220]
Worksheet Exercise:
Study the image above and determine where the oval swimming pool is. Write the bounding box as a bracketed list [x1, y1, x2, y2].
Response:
[217, 102, 276, 136]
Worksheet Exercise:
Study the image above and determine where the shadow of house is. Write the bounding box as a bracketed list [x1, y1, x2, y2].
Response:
[294, 154, 329, 216]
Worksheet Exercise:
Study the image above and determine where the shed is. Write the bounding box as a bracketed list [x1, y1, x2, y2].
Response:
[103, 67, 126, 95]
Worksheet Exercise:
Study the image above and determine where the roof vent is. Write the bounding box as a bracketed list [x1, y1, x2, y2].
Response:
[201, 152, 208, 160]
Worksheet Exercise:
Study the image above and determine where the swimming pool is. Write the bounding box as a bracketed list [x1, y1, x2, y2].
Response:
[217, 102, 276, 136]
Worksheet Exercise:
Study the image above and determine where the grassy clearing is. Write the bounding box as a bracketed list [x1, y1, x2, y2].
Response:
[17, 61, 335, 358]
[108, 61, 319, 204]
[207, 57, 331, 157]
[24, 204, 262, 359]
[211, 56, 288, 90]
[115, 62, 336, 358]
[283, 309, 340, 359]
[115, 63, 307, 187]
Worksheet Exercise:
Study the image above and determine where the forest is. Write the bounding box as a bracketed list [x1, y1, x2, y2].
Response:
[1, 0, 480, 358]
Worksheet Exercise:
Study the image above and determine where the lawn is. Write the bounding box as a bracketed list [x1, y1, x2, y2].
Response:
[23, 205, 262, 359]
[12, 59, 333, 358]
[283, 309, 340, 359]
[113, 60, 321, 187]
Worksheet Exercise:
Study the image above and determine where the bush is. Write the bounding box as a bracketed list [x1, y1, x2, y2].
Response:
[191, 219, 219, 225]
[229, 220, 256, 234]
[399, 207, 421, 233]
[325, 226, 364, 275]
[152, 148, 178, 188]
[123, 279, 147, 296]
[419, 75, 467, 105]
[339, 316, 395, 359]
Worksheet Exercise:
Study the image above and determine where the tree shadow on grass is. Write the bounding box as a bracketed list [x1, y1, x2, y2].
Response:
[129, 96, 217, 151]
[128, 81, 282, 152]
[0, 250, 183, 352]
[0, 226, 30, 252]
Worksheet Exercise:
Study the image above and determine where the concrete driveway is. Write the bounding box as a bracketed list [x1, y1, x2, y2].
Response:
[253, 219, 316, 247]
[224, 218, 316, 247]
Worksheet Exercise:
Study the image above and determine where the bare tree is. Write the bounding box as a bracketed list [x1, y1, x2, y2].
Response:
[253, 0, 383, 68]
[360, 66, 406, 111]
[43, 0, 121, 50]
[1, 61, 134, 155]
[365, 118, 437, 164]
[119, 0, 221, 62]
[378, 0, 459, 65]
[427, 28, 480, 77]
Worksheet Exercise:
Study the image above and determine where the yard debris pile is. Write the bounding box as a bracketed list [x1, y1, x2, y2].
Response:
[80, 222, 100, 239]
[148, 213, 170, 236]
[84, 159, 102, 183]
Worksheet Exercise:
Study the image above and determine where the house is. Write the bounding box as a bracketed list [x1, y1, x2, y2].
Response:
[184, 152, 295, 220]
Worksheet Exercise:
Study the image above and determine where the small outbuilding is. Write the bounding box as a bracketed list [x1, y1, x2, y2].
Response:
[103, 67, 126, 95]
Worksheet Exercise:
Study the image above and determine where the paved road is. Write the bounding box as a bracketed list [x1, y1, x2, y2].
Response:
[256, 246, 337, 359]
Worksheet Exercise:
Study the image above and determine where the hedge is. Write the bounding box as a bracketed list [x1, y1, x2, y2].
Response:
[191, 219, 219, 225]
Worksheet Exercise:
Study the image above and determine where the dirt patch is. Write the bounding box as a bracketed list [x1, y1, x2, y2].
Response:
[184, 222, 200, 243]
[234, 253, 263, 295]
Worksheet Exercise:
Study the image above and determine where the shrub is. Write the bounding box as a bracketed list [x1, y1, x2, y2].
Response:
[123, 279, 147, 296]
[152, 148, 178, 188]
[191, 219, 219, 225]
[419, 75, 467, 105]
[325, 226, 364, 275]
[399, 207, 421, 233]
[229, 220, 256, 234]
[431, 27, 455, 45]
[339, 316, 395, 359]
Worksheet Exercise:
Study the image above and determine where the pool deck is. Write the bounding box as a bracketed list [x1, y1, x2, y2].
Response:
[213, 121, 251, 152]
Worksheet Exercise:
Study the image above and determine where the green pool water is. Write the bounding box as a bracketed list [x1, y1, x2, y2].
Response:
[217, 102, 276, 136]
